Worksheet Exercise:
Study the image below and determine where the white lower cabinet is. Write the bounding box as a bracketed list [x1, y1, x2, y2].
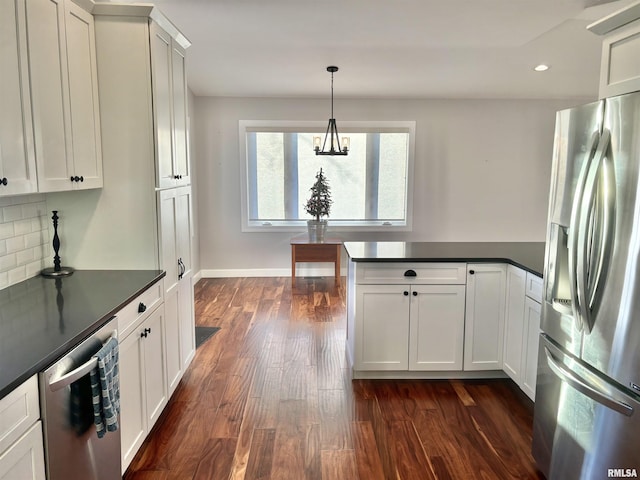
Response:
[409, 284, 466, 371]
[503, 265, 527, 380]
[0, 422, 45, 480]
[119, 304, 168, 473]
[464, 264, 507, 371]
[351, 262, 467, 372]
[0, 376, 45, 480]
[502, 265, 543, 400]
[355, 284, 410, 371]
[348, 259, 542, 387]
[522, 297, 542, 399]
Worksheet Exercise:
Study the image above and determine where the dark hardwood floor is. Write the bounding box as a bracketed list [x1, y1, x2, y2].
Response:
[124, 276, 545, 480]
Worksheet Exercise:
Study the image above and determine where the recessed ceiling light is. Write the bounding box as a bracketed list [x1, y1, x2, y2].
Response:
[534, 64, 550, 72]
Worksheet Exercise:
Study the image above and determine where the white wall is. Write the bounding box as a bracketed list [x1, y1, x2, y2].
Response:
[188, 88, 201, 279]
[193, 96, 583, 277]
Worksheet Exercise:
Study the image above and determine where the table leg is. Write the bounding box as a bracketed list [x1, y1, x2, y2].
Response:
[291, 245, 296, 283]
[335, 244, 340, 284]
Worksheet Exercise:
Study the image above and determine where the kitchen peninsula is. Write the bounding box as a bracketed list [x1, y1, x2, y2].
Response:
[344, 242, 545, 400]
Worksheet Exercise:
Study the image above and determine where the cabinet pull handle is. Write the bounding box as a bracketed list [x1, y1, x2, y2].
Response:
[79, 175, 84, 182]
[404, 269, 417, 277]
[140, 331, 147, 338]
[412, 291, 418, 296]
[0, 178, 7, 186]
[145, 328, 151, 334]
[403, 291, 409, 296]
[138, 302, 147, 313]
[469, 269, 475, 275]
[70, 176, 75, 182]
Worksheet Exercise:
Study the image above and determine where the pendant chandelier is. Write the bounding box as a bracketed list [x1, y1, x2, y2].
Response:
[313, 66, 349, 156]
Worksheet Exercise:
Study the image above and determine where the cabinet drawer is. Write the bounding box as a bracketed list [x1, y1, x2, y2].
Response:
[0, 376, 39, 455]
[118, 280, 163, 339]
[355, 263, 466, 285]
[525, 272, 543, 303]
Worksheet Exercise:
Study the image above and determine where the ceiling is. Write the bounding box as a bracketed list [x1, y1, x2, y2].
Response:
[145, 0, 636, 99]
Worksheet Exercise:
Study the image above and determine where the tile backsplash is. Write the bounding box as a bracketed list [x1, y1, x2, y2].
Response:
[0, 194, 49, 289]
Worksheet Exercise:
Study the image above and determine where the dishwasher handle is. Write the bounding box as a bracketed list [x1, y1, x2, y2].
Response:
[48, 330, 117, 392]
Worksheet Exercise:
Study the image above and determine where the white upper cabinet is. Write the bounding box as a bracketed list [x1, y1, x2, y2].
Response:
[588, 3, 640, 99]
[0, 0, 38, 196]
[150, 22, 190, 189]
[25, 0, 102, 192]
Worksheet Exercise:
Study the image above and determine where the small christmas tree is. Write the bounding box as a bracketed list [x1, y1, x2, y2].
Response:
[305, 168, 332, 221]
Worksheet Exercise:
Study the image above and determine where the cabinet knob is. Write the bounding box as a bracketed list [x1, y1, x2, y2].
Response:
[404, 269, 417, 277]
[140, 331, 147, 338]
[79, 175, 84, 182]
[403, 291, 409, 296]
[412, 291, 418, 296]
[145, 327, 151, 334]
[469, 269, 475, 275]
[138, 302, 147, 313]
[0, 178, 7, 186]
[70, 176, 75, 182]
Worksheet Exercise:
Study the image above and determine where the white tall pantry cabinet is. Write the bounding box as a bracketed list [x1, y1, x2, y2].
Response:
[88, 4, 195, 471]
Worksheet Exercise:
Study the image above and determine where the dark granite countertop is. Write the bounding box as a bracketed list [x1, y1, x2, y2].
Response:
[0, 270, 165, 400]
[344, 242, 546, 277]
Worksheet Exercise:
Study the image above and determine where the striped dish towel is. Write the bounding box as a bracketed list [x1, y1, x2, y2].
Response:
[89, 337, 120, 438]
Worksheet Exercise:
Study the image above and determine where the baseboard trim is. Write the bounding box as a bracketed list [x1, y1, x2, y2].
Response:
[200, 266, 344, 278]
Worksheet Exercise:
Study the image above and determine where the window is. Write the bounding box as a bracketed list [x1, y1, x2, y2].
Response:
[239, 121, 415, 231]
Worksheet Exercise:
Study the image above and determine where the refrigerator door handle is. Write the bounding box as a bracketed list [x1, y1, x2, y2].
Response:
[575, 129, 612, 333]
[568, 131, 600, 332]
[544, 346, 633, 416]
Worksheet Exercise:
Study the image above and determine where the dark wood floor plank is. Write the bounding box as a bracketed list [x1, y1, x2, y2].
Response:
[388, 419, 437, 480]
[318, 388, 352, 450]
[245, 428, 276, 480]
[210, 356, 257, 438]
[320, 449, 358, 480]
[351, 421, 385, 480]
[192, 437, 237, 480]
[124, 277, 543, 480]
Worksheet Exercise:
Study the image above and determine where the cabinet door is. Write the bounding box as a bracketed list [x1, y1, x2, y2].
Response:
[178, 273, 195, 370]
[150, 22, 175, 189]
[175, 186, 192, 277]
[26, 0, 102, 192]
[64, 2, 102, 189]
[409, 284, 465, 371]
[464, 264, 506, 371]
[0, 0, 37, 196]
[522, 297, 541, 400]
[143, 306, 168, 431]
[171, 40, 190, 186]
[503, 265, 526, 381]
[355, 284, 410, 370]
[119, 329, 146, 473]
[0, 422, 46, 480]
[25, 0, 73, 192]
[158, 189, 179, 293]
[164, 287, 182, 396]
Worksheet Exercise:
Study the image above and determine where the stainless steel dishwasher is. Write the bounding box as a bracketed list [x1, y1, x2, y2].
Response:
[39, 316, 121, 480]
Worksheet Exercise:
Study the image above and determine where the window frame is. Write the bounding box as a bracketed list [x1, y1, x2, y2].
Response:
[239, 120, 416, 232]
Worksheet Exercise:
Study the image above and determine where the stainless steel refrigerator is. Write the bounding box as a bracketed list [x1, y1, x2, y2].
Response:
[533, 91, 640, 479]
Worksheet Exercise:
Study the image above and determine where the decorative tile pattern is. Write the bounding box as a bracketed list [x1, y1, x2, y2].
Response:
[0, 195, 49, 290]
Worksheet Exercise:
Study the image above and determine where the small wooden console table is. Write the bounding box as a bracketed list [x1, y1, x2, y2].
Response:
[290, 234, 342, 284]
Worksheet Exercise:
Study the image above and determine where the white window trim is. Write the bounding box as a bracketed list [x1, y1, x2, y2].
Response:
[238, 120, 416, 232]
